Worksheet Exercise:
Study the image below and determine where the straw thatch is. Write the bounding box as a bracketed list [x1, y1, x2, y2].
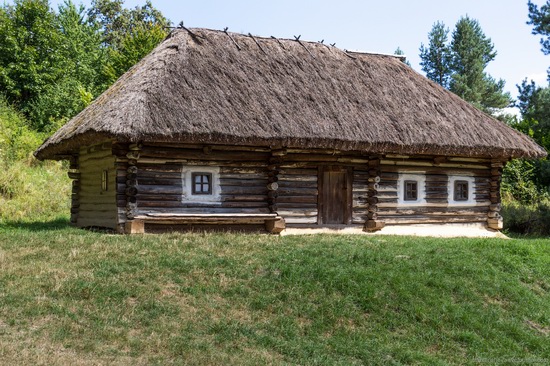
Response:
[35, 28, 546, 160]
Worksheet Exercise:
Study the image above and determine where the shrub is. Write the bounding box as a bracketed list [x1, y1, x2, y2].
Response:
[502, 195, 550, 236]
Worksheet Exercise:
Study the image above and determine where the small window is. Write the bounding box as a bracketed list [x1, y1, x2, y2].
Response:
[101, 170, 108, 191]
[192, 172, 212, 195]
[404, 180, 418, 201]
[454, 180, 469, 201]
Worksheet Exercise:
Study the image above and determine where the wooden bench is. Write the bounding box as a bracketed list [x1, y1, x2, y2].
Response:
[125, 213, 286, 234]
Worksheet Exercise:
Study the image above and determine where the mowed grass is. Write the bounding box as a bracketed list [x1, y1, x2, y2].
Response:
[0, 223, 549, 365]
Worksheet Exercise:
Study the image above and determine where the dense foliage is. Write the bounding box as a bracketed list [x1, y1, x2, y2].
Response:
[0, 0, 169, 131]
[0, 0, 170, 222]
[419, 16, 512, 114]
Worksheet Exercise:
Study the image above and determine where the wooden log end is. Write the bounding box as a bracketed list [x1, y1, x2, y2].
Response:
[125, 220, 145, 234]
[265, 217, 285, 234]
[365, 220, 385, 232]
[487, 218, 503, 230]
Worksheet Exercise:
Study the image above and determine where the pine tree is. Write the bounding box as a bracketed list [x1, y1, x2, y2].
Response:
[528, 0, 550, 56]
[419, 21, 451, 88]
[393, 47, 411, 67]
[418, 16, 512, 114]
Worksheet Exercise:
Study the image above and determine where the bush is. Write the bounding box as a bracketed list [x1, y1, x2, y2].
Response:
[502, 195, 550, 236]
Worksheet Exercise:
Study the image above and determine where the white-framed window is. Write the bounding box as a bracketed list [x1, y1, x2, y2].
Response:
[397, 173, 426, 206]
[182, 166, 220, 203]
[448, 176, 475, 205]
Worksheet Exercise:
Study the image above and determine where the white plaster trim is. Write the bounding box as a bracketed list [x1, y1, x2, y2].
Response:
[181, 166, 221, 203]
[448, 175, 476, 206]
[397, 173, 426, 206]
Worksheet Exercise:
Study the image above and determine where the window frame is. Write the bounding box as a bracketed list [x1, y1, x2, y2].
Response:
[191, 172, 213, 195]
[404, 180, 418, 201]
[454, 180, 469, 202]
[448, 175, 476, 206]
[398, 173, 426, 206]
[182, 166, 221, 203]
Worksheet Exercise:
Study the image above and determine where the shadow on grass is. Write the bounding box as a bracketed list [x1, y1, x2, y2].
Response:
[0, 217, 72, 232]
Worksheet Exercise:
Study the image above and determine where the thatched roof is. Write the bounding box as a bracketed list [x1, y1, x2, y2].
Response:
[35, 28, 546, 160]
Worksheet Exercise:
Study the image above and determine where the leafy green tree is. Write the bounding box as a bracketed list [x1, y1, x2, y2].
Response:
[419, 21, 451, 87]
[418, 16, 512, 114]
[449, 16, 512, 112]
[0, 0, 169, 131]
[30, 0, 108, 129]
[528, 1, 550, 56]
[0, 0, 64, 129]
[88, 0, 170, 82]
[514, 80, 550, 188]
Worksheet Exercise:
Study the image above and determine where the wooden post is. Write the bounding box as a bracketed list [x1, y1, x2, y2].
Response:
[267, 150, 284, 215]
[365, 156, 385, 232]
[68, 155, 80, 226]
[487, 160, 504, 230]
[125, 219, 145, 234]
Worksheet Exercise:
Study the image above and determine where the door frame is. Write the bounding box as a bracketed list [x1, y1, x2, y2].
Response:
[317, 165, 353, 225]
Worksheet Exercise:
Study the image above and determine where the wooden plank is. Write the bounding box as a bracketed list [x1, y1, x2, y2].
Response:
[137, 201, 267, 208]
[139, 147, 269, 161]
[139, 212, 276, 218]
[284, 217, 318, 224]
[277, 196, 317, 204]
[383, 215, 487, 224]
[137, 207, 271, 214]
[220, 186, 267, 195]
[219, 179, 269, 187]
[277, 181, 318, 189]
[137, 185, 183, 195]
[278, 168, 318, 175]
[278, 187, 318, 196]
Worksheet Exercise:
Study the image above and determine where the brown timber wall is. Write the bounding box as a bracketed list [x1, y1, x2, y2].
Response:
[131, 144, 271, 216]
[77, 142, 117, 229]
[377, 155, 493, 225]
[107, 143, 501, 231]
[277, 150, 371, 226]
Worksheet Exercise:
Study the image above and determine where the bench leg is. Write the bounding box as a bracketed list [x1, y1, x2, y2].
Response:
[266, 217, 285, 234]
[125, 219, 145, 234]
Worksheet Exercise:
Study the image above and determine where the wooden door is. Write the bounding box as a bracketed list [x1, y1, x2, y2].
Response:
[319, 166, 352, 225]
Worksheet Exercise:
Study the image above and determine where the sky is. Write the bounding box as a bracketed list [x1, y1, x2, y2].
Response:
[38, 0, 550, 100]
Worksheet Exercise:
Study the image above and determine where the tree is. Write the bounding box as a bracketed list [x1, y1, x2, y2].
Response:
[30, 0, 108, 129]
[419, 21, 451, 87]
[528, 0, 550, 56]
[449, 16, 512, 112]
[88, 0, 170, 82]
[393, 47, 411, 67]
[0, 0, 170, 131]
[418, 16, 512, 114]
[0, 0, 64, 129]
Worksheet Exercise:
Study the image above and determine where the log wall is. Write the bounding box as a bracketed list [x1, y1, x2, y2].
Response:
[276, 150, 371, 226]
[376, 155, 495, 225]
[125, 144, 271, 217]
[71, 142, 503, 232]
[76, 142, 117, 229]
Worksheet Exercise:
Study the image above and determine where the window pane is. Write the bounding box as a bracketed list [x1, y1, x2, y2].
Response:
[404, 180, 418, 201]
[191, 172, 213, 195]
[455, 181, 468, 201]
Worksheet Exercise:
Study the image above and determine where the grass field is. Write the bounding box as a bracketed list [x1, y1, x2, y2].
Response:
[0, 221, 548, 365]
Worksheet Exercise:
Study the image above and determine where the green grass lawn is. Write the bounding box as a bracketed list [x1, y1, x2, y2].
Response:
[0, 221, 548, 365]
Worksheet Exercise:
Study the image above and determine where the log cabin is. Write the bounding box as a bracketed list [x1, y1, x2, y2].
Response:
[34, 28, 546, 235]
